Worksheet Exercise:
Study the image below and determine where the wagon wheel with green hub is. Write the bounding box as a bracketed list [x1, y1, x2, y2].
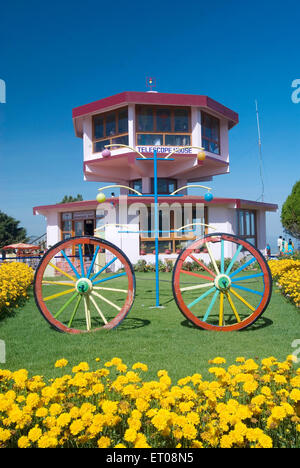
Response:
[34, 236, 135, 333]
[172, 233, 272, 331]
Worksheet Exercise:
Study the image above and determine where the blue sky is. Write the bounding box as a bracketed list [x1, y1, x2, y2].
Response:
[0, 0, 299, 247]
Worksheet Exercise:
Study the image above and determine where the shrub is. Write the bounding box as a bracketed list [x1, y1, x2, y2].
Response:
[0, 262, 34, 314]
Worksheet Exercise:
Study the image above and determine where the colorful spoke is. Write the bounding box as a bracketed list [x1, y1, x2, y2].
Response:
[84, 296, 91, 331]
[89, 294, 108, 324]
[205, 242, 220, 275]
[219, 292, 224, 326]
[231, 283, 264, 296]
[43, 287, 75, 302]
[180, 282, 214, 292]
[90, 256, 118, 282]
[231, 272, 264, 282]
[229, 288, 255, 312]
[203, 289, 220, 322]
[79, 245, 86, 278]
[93, 286, 128, 293]
[220, 239, 225, 274]
[61, 250, 81, 279]
[92, 272, 126, 286]
[68, 295, 82, 328]
[187, 286, 216, 309]
[180, 270, 216, 282]
[225, 291, 241, 323]
[54, 292, 78, 319]
[189, 254, 216, 278]
[86, 246, 100, 278]
[91, 291, 121, 311]
[42, 281, 74, 287]
[48, 262, 76, 282]
[229, 257, 256, 278]
[225, 244, 243, 275]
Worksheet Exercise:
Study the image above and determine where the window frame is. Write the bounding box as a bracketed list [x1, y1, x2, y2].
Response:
[136, 105, 191, 147]
[92, 107, 129, 153]
[201, 111, 221, 155]
[237, 209, 257, 247]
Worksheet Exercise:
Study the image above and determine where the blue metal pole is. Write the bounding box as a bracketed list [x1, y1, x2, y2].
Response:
[153, 148, 160, 306]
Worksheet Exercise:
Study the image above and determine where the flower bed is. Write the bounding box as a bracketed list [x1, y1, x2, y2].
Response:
[269, 259, 300, 307]
[0, 262, 34, 313]
[1, 356, 300, 448]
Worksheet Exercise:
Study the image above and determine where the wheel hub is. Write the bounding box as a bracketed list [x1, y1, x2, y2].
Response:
[214, 274, 231, 291]
[76, 278, 93, 294]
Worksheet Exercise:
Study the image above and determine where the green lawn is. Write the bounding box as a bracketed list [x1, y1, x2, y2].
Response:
[1, 272, 300, 381]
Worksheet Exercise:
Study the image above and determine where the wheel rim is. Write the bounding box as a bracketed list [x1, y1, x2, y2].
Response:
[172, 233, 272, 331]
[34, 236, 135, 333]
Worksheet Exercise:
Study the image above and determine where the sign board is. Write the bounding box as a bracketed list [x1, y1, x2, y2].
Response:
[136, 146, 194, 155]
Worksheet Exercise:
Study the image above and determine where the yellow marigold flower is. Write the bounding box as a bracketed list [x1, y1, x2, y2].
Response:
[37, 434, 58, 448]
[182, 423, 197, 440]
[258, 433, 273, 448]
[220, 434, 233, 448]
[49, 403, 62, 416]
[28, 425, 42, 443]
[124, 428, 137, 443]
[210, 357, 226, 365]
[271, 406, 286, 420]
[97, 436, 111, 448]
[36, 407, 48, 418]
[56, 412, 71, 428]
[0, 428, 11, 443]
[18, 436, 30, 448]
[70, 419, 84, 435]
[243, 379, 258, 394]
[54, 359, 68, 368]
[115, 443, 126, 448]
[290, 389, 300, 402]
[72, 362, 89, 373]
[132, 362, 148, 372]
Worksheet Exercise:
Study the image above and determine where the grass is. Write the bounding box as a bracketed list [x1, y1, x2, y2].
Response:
[1, 272, 300, 381]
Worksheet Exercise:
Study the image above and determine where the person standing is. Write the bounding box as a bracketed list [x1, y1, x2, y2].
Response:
[277, 235, 283, 255]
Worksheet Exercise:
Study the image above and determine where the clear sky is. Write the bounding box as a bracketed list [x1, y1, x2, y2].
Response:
[0, 0, 299, 247]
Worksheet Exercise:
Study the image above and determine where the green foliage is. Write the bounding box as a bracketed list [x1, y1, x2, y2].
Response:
[59, 194, 83, 204]
[0, 211, 28, 249]
[281, 180, 300, 240]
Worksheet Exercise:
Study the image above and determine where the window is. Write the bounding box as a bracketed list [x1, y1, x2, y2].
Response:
[93, 107, 128, 153]
[237, 209, 257, 246]
[136, 106, 191, 147]
[130, 179, 143, 193]
[201, 112, 220, 154]
[150, 178, 177, 194]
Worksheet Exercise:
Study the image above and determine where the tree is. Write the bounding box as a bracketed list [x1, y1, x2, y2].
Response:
[0, 211, 28, 248]
[59, 194, 83, 204]
[281, 180, 300, 240]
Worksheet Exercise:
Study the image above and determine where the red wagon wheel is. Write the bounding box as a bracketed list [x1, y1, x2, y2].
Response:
[34, 236, 135, 333]
[172, 233, 272, 331]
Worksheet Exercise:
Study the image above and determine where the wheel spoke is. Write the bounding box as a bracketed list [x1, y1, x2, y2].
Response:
[203, 289, 220, 322]
[180, 282, 214, 292]
[44, 287, 75, 302]
[205, 242, 220, 275]
[42, 280, 74, 286]
[92, 272, 126, 286]
[220, 239, 225, 274]
[89, 294, 108, 324]
[78, 245, 86, 278]
[187, 286, 216, 309]
[91, 291, 121, 311]
[231, 272, 264, 282]
[48, 262, 76, 282]
[180, 270, 215, 282]
[219, 292, 224, 326]
[231, 283, 264, 296]
[225, 291, 241, 323]
[54, 292, 78, 319]
[189, 254, 216, 278]
[83, 296, 91, 331]
[93, 286, 128, 293]
[68, 294, 82, 328]
[225, 244, 243, 275]
[229, 257, 256, 278]
[61, 250, 81, 279]
[86, 246, 100, 278]
[229, 288, 255, 312]
[90, 256, 118, 282]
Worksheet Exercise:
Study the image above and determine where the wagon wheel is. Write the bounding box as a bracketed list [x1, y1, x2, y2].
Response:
[34, 236, 135, 333]
[172, 233, 272, 331]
